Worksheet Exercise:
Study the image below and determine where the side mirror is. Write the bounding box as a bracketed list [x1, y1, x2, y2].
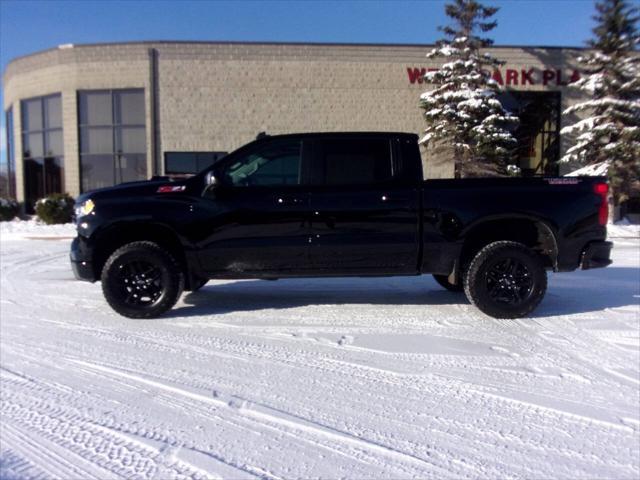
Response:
[203, 171, 219, 194]
[205, 171, 218, 187]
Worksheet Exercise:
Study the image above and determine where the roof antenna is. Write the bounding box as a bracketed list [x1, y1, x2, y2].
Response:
[256, 131, 268, 140]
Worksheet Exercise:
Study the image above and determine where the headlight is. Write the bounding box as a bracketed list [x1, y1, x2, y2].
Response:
[75, 199, 95, 217]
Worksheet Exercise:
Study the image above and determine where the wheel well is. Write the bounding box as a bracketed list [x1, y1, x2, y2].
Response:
[460, 219, 557, 272]
[92, 223, 187, 280]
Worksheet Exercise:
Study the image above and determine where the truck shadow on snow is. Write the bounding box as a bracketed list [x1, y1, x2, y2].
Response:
[168, 267, 638, 319]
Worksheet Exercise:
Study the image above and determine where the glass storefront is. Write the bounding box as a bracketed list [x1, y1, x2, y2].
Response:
[21, 94, 64, 210]
[3, 107, 16, 198]
[499, 91, 562, 176]
[164, 151, 227, 176]
[79, 89, 146, 192]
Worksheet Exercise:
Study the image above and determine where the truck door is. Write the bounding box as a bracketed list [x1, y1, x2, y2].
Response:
[308, 136, 421, 274]
[197, 138, 312, 274]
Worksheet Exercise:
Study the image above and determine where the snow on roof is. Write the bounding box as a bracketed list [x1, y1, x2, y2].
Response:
[565, 162, 609, 177]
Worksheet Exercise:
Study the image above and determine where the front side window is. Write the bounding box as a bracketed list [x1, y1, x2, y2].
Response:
[79, 89, 146, 192]
[221, 140, 301, 187]
[21, 94, 64, 210]
[315, 138, 393, 186]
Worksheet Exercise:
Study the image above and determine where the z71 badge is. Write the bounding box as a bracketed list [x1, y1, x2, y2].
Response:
[157, 185, 187, 193]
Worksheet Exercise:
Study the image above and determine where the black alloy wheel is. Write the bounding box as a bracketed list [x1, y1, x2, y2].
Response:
[484, 257, 534, 305]
[116, 260, 165, 307]
[464, 241, 547, 319]
[101, 241, 184, 318]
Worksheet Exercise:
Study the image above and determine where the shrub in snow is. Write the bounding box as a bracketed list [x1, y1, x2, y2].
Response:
[420, 0, 519, 178]
[35, 193, 75, 225]
[0, 198, 19, 222]
[560, 0, 640, 210]
[506, 164, 522, 177]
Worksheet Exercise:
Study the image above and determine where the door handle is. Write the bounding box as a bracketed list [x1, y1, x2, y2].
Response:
[274, 195, 306, 206]
[379, 194, 411, 204]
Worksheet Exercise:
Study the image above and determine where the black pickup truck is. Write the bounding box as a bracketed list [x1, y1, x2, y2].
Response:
[71, 132, 612, 319]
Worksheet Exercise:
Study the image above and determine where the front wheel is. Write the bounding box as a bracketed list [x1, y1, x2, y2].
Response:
[101, 241, 184, 318]
[464, 241, 547, 319]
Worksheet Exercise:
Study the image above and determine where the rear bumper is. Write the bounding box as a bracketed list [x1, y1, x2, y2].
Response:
[580, 240, 613, 270]
[70, 236, 97, 282]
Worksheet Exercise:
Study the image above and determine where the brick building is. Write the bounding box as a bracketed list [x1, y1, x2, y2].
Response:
[3, 41, 588, 208]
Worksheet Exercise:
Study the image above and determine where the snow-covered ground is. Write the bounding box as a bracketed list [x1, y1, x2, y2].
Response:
[1, 222, 638, 479]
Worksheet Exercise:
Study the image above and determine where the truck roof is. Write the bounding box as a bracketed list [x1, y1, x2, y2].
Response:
[254, 132, 419, 141]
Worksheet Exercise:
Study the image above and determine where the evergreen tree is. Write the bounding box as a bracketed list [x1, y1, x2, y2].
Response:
[561, 0, 639, 211]
[420, 0, 519, 178]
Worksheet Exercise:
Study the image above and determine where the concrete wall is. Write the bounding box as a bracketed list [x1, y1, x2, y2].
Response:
[3, 41, 587, 202]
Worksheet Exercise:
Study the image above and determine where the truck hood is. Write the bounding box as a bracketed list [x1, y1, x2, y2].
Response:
[75, 179, 188, 204]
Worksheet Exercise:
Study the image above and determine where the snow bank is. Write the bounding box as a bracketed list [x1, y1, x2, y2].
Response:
[609, 221, 640, 238]
[0, 218, 76, 241]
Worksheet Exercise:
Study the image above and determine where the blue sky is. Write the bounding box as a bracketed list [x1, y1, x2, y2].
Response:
[0, 0, 599, 165]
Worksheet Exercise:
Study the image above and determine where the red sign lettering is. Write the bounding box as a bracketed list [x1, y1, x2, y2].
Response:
[407, 67, 427, 84]
[521, 68, 535, 85]
[569, 69, 581, 83]
[491, 69, 504, 85]
[557, 69, 568, 86]
[542, 69, 556, 86]
[410, 66, 581, 87]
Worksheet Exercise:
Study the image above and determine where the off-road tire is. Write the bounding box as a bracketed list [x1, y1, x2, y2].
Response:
[432, 274, 464, 292]
[464, 241, 547, 319]
[101, 241, 184, 319]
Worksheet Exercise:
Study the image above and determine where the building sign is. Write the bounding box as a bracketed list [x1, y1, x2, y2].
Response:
[407, 67, 581, 87]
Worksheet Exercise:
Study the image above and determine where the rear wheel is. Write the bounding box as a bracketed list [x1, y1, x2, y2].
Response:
[432, 274, 463, 292]
[101, 241, 184, 318]
[464, 241, 547, 319]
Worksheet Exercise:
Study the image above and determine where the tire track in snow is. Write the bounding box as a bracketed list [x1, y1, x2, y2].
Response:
[70, 358, 460, 478]
[506, 316, 639, 391]
[0, 447, 52, 480]
[3, 349, 424, 479]
[7, 322, 635, 478]
[1, 422, 112, 480]
[0, 371, 262, 480]
[0, 399, 218, 480]
[69, 355, 638, 479]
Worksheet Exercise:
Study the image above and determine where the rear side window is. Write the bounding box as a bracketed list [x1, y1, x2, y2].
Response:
[315, 138, 392, 186]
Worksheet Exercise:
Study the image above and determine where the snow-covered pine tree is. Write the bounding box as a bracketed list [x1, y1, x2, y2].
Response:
[561, 0, 639, 213]
[420, 0, 519, 178]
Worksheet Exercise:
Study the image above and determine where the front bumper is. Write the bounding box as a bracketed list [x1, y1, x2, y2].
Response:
[70, 236, 97, 282]
[580, 240, 613, 270]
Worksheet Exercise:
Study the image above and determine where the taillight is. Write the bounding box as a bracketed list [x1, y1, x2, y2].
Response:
[594, 182, 609, 226]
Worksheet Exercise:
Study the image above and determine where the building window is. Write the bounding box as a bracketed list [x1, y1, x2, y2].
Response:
[78, 89, 146, 192]
[499, 91, 561, 176]
[21, 94, 64, 210]
[3, 107, 16, 199]
[164, 151, 227, 176]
